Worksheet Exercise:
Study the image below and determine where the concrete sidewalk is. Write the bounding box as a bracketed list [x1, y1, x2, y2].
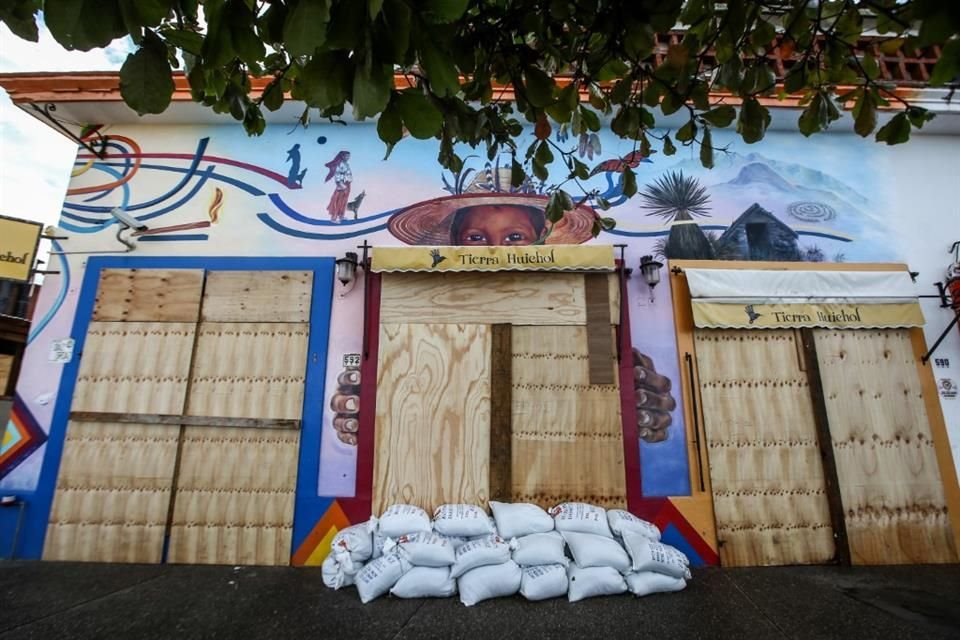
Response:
[1, 562, 958, 639]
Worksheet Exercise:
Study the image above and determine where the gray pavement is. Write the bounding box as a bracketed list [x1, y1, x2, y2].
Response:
[1, 562, 958, 639]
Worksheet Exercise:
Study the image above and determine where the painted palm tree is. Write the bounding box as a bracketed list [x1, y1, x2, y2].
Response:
[639, 171, 715, 260]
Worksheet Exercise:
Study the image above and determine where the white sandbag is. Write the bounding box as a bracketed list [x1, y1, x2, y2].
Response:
[388, 532, 456, 567]
[355, 553, 409, 604]
[450, 535, 511, 578]
[621, 534, 691, 579]
[433, 504, 496, 537]
[607, 510, 661, 541]
[377, 504, 432, 538]
[390, 566, 457, 598]
[561, 531, 631, 574]
[370, 530, 388, 559]
[440, 534, 470, 550]
[625, 571, 687, 597]
[489, 501, 554, 539]
[567, 564, 627, 602]
[322, 554, 356, 590]
[458, 561, 522, 606]
[549, 503, 613, 538]
[331, 520, 375, 563]
[510, 531, 568, 567]
[519, 564, 568, 601]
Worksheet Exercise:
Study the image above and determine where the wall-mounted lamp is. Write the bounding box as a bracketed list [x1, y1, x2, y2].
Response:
[336, 251, 359, 286]
[639, 255, 663, 302]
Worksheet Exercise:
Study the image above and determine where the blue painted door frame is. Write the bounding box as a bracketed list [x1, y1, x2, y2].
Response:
[6, 255, 334, 561]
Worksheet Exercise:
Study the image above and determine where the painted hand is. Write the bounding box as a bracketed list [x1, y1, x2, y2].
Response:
[330, 367, 361, 446]
[633, 348, 677, 444]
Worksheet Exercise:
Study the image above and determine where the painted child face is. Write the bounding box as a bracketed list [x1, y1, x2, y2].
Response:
[454, 205, 541, 246]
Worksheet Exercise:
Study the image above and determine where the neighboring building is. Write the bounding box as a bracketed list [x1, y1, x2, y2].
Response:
[0, 61, 958, 569]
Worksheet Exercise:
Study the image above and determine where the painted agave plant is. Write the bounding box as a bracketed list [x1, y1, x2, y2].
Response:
[640, 171, 715, 260]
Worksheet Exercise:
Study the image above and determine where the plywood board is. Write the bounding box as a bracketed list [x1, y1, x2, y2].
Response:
[186, 323, 309, 420]
[379, 272, 587, 325]
[694, 329, 835, 566]
[167, 426, 299, 565]
[44, 421, 179, 563]
[71, 322, 196, 415]
[584, 273, 615, 385]
[92, 269, 203, 322]
[814, 329, 958, 564]
[510, 326, 626, 509]
[201, 271, 313, 322]
[373, 323, 491, 513]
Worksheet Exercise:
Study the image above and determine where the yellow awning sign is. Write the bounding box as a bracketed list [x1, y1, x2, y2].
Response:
[0, 215, 42, 283]
[371, 245, 616, 273]
[692, 301, 925, 330]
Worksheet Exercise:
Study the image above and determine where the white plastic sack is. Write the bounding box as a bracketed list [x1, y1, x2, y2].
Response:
[371, 530, 388, 559]
[489, 501, 554, 539]
[511, 531, 568, 567]
[331, 520, 375, 563]
[322, 554, 357, 590]
[388, 532, 456, 567]
[549, 503, 613, 538]
[567, 564, 627, 602]
[625, 571, 687, 597]
[440, 534, 470, 550]
[458, 561, 522, 606]
[433, 504, 496, 537]
[377, 504, 432, 538]
[390, 566, 457, 598]
[621, 534, 691, 579]
[607, 510, 661, 541]
[561, 531, 631, 574]
[355, 553, 410, 604]
[520, 564, 568, 601]
[450, 535, 511, 578]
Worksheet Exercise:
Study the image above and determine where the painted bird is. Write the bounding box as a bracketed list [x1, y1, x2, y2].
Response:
[589, 150, 655, 177]
[430, 249, 447, 268]
[744, 305, 762, 324]
[346, 191, 366, 219]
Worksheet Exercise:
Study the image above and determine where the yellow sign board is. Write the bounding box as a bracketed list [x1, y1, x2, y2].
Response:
[0, 215, 42, 282]
[692, 301, 925, 330]
[371, 245, 616, 273]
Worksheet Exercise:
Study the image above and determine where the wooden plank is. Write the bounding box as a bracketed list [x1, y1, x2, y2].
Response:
[70, 412, 300, 430]
[373, 323, 491, 513]
[201, 271, 313, 323]
[44, 421, 179, 563]
[379, 271, 587, 325]
[584, 273, 616, 385]
[489, 324, 512, 502]
[607, 272, 620, 325]
[186, 322, 309, 420]
[799, 328, 851, 566]
[71, 322, 196, 415]
[813, 329, 958, 564]
[510, 325, 626, 509]
[167, 426, 299, 565]
[694, 328, 835, 566]
[92, 269, 203, 322]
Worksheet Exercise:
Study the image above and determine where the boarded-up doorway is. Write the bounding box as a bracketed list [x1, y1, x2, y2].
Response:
[44, 269, 311, 565]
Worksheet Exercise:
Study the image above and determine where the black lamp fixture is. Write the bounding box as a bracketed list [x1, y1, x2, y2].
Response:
[336, 251, 359, 286]
[639, 255, 663, 301]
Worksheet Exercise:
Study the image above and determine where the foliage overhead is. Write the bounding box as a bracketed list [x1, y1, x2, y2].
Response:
[3, 0, 959, 221]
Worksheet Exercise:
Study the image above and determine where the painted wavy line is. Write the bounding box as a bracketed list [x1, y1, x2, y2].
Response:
[82, 141, 133, 203]
[268, 193, 399, 227]
[27, 239, 69, 345]
[256, 213, 389, 239]
[85, 162, 265, 196]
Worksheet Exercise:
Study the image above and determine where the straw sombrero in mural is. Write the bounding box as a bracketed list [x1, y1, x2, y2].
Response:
[388, 192, 598, 246]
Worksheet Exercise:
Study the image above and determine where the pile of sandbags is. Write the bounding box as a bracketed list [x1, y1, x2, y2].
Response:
[321, 501, 691, 605]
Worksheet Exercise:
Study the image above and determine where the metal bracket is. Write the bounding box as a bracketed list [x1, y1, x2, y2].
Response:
[29, 103, 107, 159]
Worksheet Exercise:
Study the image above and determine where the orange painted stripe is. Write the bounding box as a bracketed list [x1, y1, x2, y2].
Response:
[66, 134, 143, 196]
[291, 500, 350, 566]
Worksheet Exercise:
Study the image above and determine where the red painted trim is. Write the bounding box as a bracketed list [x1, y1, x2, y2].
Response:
[617, 260, 643, 511]
[340, 270, 381, 520]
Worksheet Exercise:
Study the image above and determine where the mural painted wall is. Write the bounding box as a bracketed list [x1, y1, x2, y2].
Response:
[2, 116, 958, 564]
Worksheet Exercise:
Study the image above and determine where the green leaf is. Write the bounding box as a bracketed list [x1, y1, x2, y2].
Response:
[380, 0, 412, 60]
[0, 0, 41, 42]
[511, 159, 525, 188]
[875, 112, 911, 145]
[369, 0, 384, 18]
[352, 60, 393, 119]
[420, 40, 460, 97]
[662, 135, 676, 156]
[524, 67, 556, 108]
[326, 0, 366, 50]
[611, 79, 633, 105]
[119, 30, 175, 114]
[699, 125, 714, 169]
[46, 0, 126, 51]
[852, 90, 877, 137]
[676, 119, 697, 143]
[298, 51, 352, 109]
[534, 140, 554, 167]
[929, 39, 960, 86]
[284, 0, 329, 56]
[257, 2, 287, 44]
[736, 97, 771, 144]
[701, 105, 736, 128]
[751, 19, 776, 52]
[861, 52, 880, 80]
[906, 107, 935, 129]
[229, 6, 266, 66]
[160, 27, 204, 55]
[580, 106, 601, 132]
[597, 216, 616, 231]
[262, 77, 284, 111]
[622, 166, 637, 198]
[545, 191, 566, 223]
[396, 91, 442, 138]
[119, 0, 172, 30]
[421, 0, 469, 23]
[243, 102, 266, 135]
[572, 158, 590, 180]
[660, 91, 683, 116]
[377, 98, 403, 144]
